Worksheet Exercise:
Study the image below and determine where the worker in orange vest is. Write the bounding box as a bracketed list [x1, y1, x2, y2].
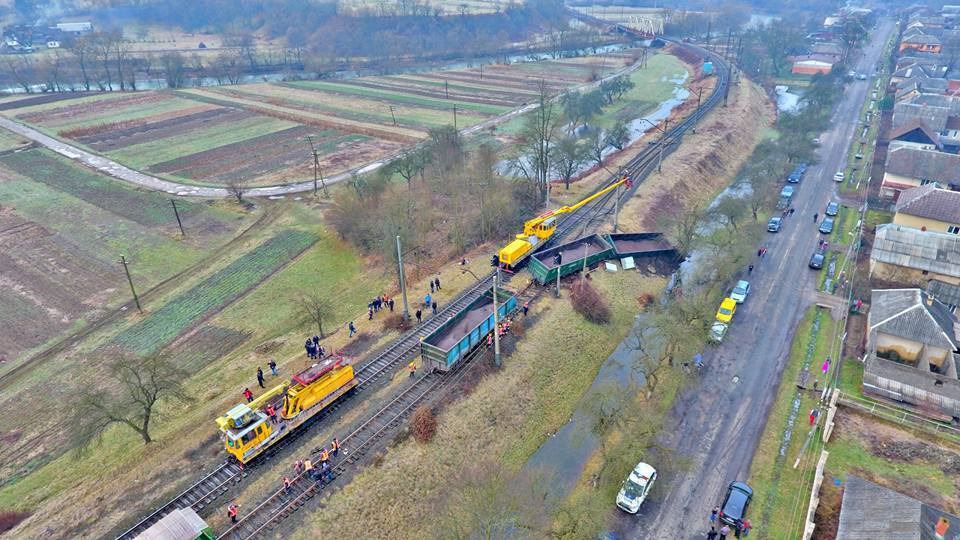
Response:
[227, 503, 240, 523]
[282, 476, 292, 494]
[331, 438, 341, 458]
[320, 448, 330, 464]
[408, 361, 416, 378]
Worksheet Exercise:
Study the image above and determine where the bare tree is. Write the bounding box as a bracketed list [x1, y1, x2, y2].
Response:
[605, 120, 630, 150]
[550, 135, 587, 189]
[70, 35, 95, 91]
[226, 178, 248, 203]
[0, 55, 36, 93]
[70, 352, 189, 448]
[514, 79, 561, 197]
[301, 293, 334, 337]
[160, 51, 187, 89]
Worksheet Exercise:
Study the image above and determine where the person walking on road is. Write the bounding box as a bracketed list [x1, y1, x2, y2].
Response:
[348, 321, 356, 337]
[710, 506, 719, 524]
[707, 526, 718, 540]
[389, 298, 395, 312]
[269, 359, 278, 376]
[415, 309, 422, 323]
[719, 524, 730, 540]
[741, 520, 752, 537]
[283, 476, 292, 494]
[257, 367, 265, 388]
[814, 212, 819, 222]
[425, 293, 432, 309]
[748, 264, 754, 274]
[331, 438, 341, 458]
[822, 357, 830, 375]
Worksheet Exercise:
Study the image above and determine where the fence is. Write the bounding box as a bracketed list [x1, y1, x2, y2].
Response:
[836, 391, 960, 443]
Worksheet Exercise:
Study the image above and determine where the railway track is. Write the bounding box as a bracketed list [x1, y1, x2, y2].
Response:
[118, 38, 728, 540]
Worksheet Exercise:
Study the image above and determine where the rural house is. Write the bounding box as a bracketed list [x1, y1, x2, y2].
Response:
[900, 31, 942, 54]
[863, 289, 960, 421]
[881, 146, 960, 199]
[836, 475, 960, 538]
[893, 184, 960, 234]
[790, 54, 836, 75]
[887, 119, 942, 152]
[870, 224, 960, 287]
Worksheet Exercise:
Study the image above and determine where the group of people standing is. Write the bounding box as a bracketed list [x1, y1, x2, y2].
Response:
[368, 294, 395, 320]
[707, 505, 751, 538]
[304, 335, 325, 360]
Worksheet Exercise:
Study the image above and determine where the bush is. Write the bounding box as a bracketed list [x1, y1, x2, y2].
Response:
[410, 405, 437, 443]
[569, 279, 611, 324]
[382, 313, 412, 332]
[0, 511, 31, 534]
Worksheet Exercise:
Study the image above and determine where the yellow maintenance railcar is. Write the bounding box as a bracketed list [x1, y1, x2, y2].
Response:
[216, 359, 357, 464]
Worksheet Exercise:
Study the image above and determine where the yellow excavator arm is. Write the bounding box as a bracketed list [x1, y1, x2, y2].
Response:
[499, 177, 630, 267]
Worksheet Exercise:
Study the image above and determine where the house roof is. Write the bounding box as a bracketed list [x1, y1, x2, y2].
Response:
[871, 224, 960, 280]
[887, 119, 941, 148]
[869, 288, 958, 350]
[903, 32, 942, 46]
[789, 54, 837, 65]
[884, 147, 960, 184]
[892, 102, 950, 132]
[896, 184, 960, 224]
[929, 279, 960, 306]
[896, 77, 949, 98]
[810, 42, 844, 56]
[836, 475, 960, 539]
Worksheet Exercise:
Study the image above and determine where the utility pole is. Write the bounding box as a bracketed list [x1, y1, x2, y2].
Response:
[657, 135, 665, 173]
[445, 79, 449, 99]
[452, 105, 457, 130]
[119, 255, 143, 314]
[554, 251, 562, 298]
[389, 105, 397, 126]
[170, 199, 185, 236]
[307, 136, 328, 198]
[697, 86, 703, 112]
[613, 184, 620, 233]
[396, 235, 410, 320]
[491, 269, 501, 367]
[581, 240, 588, 279]
[479, 64, 483, 80]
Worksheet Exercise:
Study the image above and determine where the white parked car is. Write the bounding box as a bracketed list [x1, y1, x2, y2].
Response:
[833, 171, 845, 182]
[731, 280, 751, 304]
[616, 462, 657, 514]
[710, 321, 729, 343]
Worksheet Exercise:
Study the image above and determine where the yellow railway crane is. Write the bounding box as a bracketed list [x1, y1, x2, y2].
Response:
[497, 177, 631, 268]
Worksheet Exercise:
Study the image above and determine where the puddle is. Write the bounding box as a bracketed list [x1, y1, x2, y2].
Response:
[775, 85, 804, 113]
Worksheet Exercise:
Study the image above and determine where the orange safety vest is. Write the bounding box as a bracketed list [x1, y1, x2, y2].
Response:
[332, 439, 340, 451]
[304, 459, 313, 471]
[320, 449, 329, 461]
[408, 362, 416, 372]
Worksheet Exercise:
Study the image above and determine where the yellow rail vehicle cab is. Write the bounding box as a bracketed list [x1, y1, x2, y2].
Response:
[216, 359, 358, 463]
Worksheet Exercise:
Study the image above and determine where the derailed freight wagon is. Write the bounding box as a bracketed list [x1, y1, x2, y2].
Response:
[420, 288, 517, 372]
[527, 234, 615, 285]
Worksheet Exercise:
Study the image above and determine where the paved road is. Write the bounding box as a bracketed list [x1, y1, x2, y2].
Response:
[616, 20, 894, 539]
[0, 53, 646, 198]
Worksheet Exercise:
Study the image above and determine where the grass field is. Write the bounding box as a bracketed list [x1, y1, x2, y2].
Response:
[0, 148, 248, 367]
[748, 306, 837, 539]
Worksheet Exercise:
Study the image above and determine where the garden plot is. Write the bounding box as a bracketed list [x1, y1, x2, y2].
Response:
[202, 84, 489, 131]
[0, 127, 29, 152]
[15, 92, 199, 133]
[108, 229, 318, 356]
[286, 80, 511, 115]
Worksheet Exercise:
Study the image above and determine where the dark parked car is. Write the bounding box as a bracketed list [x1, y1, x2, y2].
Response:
[797, 163, 808, 173]
[719, 481, 754, 530]
[809, 252, 825, 269]
[819, 218, 834, 234]
[787, 171, 802, 183]
[767, 216, 782, 232]
[825, 201, 839, 216]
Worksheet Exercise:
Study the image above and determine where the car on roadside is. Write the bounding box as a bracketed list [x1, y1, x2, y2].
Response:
[767, 216, 782, 232]
[825, 201, 839, 216]
[616, 462, 657, 514]
[833, 171, 845, 182]
[716, 297, 737, 323]
[780, 186, 795, 199]
[819, 218, 835, 234]
[857, 73, 867, 80]
[719, 481, 754, 531]
[787, 171, 802, 183]
[812, 137, 820, 145]
[731, 280, 750, 304]
[797, 163, 808, 173]
[710, 321, 728, 343]
[809, 252, 825, 269]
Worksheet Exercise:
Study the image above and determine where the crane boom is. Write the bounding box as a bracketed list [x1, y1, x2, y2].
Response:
[497, 177, 631, 267]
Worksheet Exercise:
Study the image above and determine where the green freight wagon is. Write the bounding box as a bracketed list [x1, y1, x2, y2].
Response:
[420, 288, 517, 372]
[604, 232, 675, 258]
[527, 234, 614, 285]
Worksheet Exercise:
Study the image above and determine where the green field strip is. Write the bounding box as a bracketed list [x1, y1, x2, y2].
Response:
[0, 127, 29, 151]
[384, 74, 541, 96]
[286, 80, 510, 115]
[6, 92, 134, 118]
[0, 148, 228, 229]
[108, 115, 297, 168]
[109, 229, 318, 356]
